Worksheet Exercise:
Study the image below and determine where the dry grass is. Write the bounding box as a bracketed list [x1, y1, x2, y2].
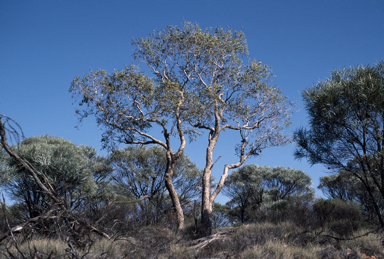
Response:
[241, 241, 323, 259]
[0, 222, 382, 258]
[0, 238, 131, 258]
[195, 222, 384, 259]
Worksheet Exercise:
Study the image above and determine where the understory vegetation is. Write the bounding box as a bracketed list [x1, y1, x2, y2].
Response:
[0, 208, 383, 258]
[0, 135, 383, 258]
[0, 166, 383, 259]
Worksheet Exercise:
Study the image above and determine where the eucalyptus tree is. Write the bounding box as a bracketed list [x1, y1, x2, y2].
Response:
[70, 34, 198, 230]
[223, 164, 314, 223]
[263, 166, 314, 202]
[109, 146, 201, 226]
[294, 61, 384, 227]
[223, 164, 264, 223]
[133, 22, 293, 234]
[70, 21, 292, 231]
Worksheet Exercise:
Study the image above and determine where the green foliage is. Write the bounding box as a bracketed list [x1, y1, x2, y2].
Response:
[70, 21, 292, 150]
[319, 171, 358, 201]
[294, 61, 384, 227]
[70, 21, 293, 231]
[109, 146, 201, 226]
[0, 149, 12, 186]
[318, 171, 378, 222]
[211, 202, 231, 229]
[110, 146, 201, 201]
[132, 22, 289, 131]
[295, 61, 384, 167]
[312, 198, 364, 237]
[262, 166, 314, 202]
[223, 164, 314, 223]
[70, 65, 158, 149]
[3, 135, 112, 219]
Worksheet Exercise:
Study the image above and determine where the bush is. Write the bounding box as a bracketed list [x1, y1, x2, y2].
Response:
[313, 199, 364, 237]
[265, 197, 313, 227]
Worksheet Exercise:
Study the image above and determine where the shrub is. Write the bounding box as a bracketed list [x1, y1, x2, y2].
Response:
[265, 197, 313, 227]
[313, 199, 364, 237]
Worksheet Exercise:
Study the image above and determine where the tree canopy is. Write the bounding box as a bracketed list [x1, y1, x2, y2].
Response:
[294, 61, 384, 227]
[319, 170, 380, 222]
[1, 135, 112, 219]
[109, 146, 201, 226]
[70, 21, 293, 233]
[223, 164, 314, 223]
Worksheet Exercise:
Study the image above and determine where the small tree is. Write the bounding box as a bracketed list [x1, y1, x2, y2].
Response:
[263, 166, 314, 202]
[312, 198, 364, 237]
[0, 115, 110, 245]
[294, 61, 384, 227]
[319, 171, 380, 222]
[318, 171, 357, 202]
[109, 146, 201, 226]
[223, 164, 314, 224]
[223, 165, 264, 223]
[2, 135, 109, 221]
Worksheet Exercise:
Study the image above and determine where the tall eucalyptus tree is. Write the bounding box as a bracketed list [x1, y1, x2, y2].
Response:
[184, 30, 293, 234]
[70, 21, 293, 232]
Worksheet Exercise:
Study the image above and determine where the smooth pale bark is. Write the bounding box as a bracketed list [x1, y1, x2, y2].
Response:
[200, 126, 219, 236]
[199, 111, 259, 235]
[201, 164, 248, 235]
[201, 168, 213, 235]
[163, 104, 187, 231]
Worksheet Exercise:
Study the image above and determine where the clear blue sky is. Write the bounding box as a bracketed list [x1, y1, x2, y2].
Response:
[1, 0, 383, 203]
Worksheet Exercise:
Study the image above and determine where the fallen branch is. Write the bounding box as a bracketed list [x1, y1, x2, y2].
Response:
[0, 209, 58, 243]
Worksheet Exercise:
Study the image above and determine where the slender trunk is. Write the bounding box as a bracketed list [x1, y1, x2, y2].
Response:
[193, 200, 198, 233]
[201, 168, 213, 235]
[201, 135, 217, 236]
[162, 100, 186, 231]
[164, 152, 184, 230]
[200, 135, 251, 235]
[201, 165, 233, 235]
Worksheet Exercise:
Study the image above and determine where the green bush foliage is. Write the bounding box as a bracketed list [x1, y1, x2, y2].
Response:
[223, 164, 314, 224]
[313, 198, 364, 237]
